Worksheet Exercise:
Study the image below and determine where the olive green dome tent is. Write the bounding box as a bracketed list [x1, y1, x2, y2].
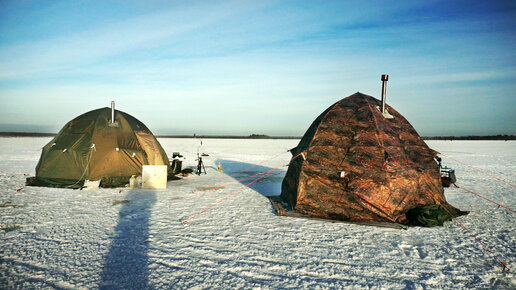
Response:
[30, 106, 170, 188]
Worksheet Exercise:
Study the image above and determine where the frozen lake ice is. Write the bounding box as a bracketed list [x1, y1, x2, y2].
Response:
[0, 138, 514, 288]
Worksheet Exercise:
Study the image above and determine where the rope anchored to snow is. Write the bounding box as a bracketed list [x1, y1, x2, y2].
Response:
[171, 151, 290, 205]
[181, 153, 303, 225]
[421, 180, 510, 270]
[443, 180, 516, 214]
[171, 170, 269, 205]
[383, 150, 510, 270]
[441, 179, 516, 213]
[441, 153, 516, 188]
[446, 208, 509, 272]
[229, 151, 289, 177]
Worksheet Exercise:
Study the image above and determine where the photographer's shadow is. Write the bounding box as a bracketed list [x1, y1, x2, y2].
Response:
[99, 190, 156, 289]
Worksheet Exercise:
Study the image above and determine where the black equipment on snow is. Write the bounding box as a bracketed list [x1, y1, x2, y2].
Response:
[196, 153, 206, 175]
[436, 156, 457, 187]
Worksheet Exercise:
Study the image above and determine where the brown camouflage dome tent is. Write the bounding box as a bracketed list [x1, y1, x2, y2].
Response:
[29, 107, 170, 188]
[275, 92, 466, 226]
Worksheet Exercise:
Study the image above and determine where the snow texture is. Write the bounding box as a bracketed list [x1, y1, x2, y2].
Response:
[0, 138, 514, 289]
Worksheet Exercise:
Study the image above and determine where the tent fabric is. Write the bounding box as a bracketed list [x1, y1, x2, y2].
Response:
[135, 131, 167, 166]
[32, 107, 170, 188]
[279, 92, 466, 225]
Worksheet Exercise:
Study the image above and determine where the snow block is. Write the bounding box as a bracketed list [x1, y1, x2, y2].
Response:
[142, 165, 167, 189]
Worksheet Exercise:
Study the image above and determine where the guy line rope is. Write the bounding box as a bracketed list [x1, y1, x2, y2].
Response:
[441, 153, 516, 188]
[366, 101, 509, 271]
[171, 151, 289, 204]
[180, 153, 303, 225]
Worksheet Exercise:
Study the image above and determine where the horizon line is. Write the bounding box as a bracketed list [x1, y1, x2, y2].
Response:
[0, 131, 515, 140]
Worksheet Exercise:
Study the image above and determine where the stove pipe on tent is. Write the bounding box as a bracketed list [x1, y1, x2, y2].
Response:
[273, 75, 468, 227]
[381, 74, 388, 114]
[111, 101, 115, 124]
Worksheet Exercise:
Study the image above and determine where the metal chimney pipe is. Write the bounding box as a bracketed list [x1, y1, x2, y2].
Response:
[381, 74, 388, 114]
[111, 101, 115, 124]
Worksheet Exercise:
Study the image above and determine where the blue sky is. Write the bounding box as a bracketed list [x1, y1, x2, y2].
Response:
[0, 0, 515, 136]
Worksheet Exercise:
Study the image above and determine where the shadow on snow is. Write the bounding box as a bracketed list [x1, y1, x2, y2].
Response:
[99, 190, 156, 289]
[215, 159, 287, 197]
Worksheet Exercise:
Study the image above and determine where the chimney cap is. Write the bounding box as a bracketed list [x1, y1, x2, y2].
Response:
[381, 74, 389, 81]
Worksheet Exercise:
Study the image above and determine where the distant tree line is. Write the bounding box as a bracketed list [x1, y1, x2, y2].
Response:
[0, 132, 57, 137]
[158, 134, 300, 139]
[423, 135, 515, 141]
[1, 131, 514, 141]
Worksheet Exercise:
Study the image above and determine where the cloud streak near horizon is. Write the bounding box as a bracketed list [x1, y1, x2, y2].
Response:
[0, 0, 515, 136]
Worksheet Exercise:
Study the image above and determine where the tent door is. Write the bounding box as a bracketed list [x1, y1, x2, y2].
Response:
[134, 131, 165, 165]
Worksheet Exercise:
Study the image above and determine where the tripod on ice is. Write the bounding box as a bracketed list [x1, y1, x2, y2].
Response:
[196, 153, 206, 175]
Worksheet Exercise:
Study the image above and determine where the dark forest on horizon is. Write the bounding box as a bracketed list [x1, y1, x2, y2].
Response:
[0, 132, 514, 140]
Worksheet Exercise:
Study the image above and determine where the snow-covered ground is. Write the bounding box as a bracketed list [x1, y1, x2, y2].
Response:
[0, 138, 514, 289]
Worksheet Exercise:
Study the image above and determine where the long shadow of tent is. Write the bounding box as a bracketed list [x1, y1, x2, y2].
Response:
[99, 190, 156, 289]
[216, 159, 287, 197]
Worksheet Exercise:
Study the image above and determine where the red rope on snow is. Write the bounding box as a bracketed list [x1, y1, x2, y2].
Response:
[455, 184, 516, 214]
[171, 151, 290, 205]
[171, 171, 268, 205]
[441, 178, 515, 214]
[387, 155, 509, 270]
[229, 151, 289, 177]
[441, 153, 516, 188]
[181, 153, 302, 225]
[423, 176, 509, 270]
[171, 171, 286, 207]
[443, 205, 509, 271]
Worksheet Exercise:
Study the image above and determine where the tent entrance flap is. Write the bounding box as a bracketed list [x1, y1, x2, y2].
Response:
[134, 131, 165, 165]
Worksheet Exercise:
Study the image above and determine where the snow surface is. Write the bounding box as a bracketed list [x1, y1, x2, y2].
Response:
[0, 138, 514, 289]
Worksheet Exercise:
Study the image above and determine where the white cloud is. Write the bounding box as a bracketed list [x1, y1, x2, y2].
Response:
[0, 1, 265, 80]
